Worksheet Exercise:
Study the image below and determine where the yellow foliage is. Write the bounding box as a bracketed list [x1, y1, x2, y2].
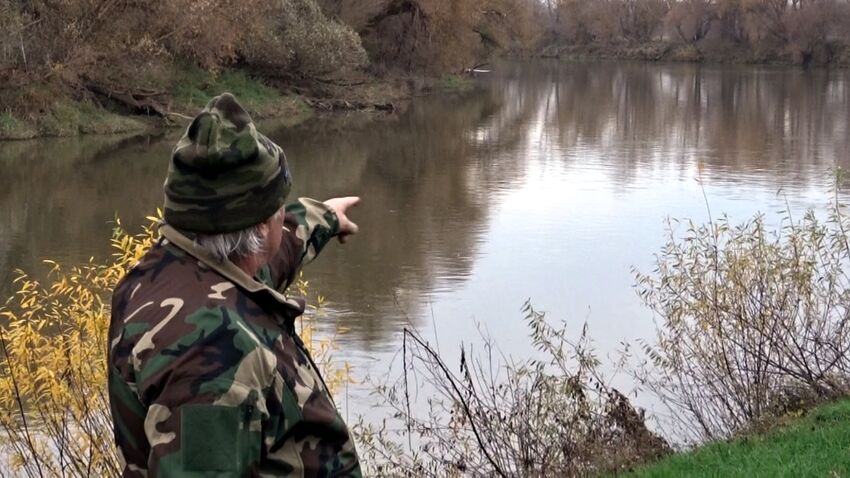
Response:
[0, 214, 349, 476]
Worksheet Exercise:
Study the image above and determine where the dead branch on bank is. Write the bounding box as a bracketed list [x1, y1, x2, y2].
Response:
[83, 82, 170, 117]
[302, 97, 396, 112]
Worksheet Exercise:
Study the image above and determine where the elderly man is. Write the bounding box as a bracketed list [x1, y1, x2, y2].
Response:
[107, 93, 362, 477]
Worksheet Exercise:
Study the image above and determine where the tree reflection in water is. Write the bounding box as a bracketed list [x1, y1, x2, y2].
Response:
[0, 61, 848, 350]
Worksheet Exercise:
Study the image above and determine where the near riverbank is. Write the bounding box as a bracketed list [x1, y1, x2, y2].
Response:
[622, 399, 850, 477]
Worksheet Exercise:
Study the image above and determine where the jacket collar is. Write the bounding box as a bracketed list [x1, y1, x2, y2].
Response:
[159, 224, 306, 316]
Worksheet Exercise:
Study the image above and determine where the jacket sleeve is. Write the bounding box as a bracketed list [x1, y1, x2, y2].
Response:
[268, 197, 341, 291]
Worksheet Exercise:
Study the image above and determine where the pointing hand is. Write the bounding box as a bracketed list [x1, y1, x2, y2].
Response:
[323, 197, 360, 244]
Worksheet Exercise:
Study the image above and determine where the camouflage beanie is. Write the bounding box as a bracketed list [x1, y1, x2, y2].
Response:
[164, 93, 291, 234]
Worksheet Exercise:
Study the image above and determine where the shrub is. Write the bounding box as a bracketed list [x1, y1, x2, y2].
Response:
[355, 303, 670, 477]
[550, 0, 667, 46]
[279, 0, 369, 78]
[239, 0, 369, 80]
[360, 0, 538, 74]
[0, 215, 156, 476]
[635, 198, 850, 442]
[361, 0, 482, 74]
[665, 0, 717, 44]
[782, 0, 838, 64]
[0, 0, 368, 113]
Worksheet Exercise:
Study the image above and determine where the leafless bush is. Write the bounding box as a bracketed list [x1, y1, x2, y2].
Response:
[550, 0, 594, 44]
[782, 0, 838, 64]
[539, 0, 849, 64]
[0, 0, 367, 102]
[714, 0, 749, 43]
[278, 0, 369, 78]
[478, 0, 543, 55]
[241, 0, 369, 80]
[740, 0, 789, 43]
[361, 0, 482, 73]
[665, 0, 717, 44]
[635, 196, 850, 442]
[360, 0, 538, 74]
[549, 0, 666, 46]
[619, 0, 668, 44]
[355, 303, 669, 477]
[3, 0, 271, 83]
[0, 1, 23, 73]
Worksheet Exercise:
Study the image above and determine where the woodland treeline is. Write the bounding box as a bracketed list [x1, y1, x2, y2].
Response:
[542, 0, 850, 64]
[1, 0, 849, 115]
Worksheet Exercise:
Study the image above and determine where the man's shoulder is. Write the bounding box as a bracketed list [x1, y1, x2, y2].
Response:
[110, 242, 276, 356]
[113, 241, 235, 312]
[109, 243, 285, 400]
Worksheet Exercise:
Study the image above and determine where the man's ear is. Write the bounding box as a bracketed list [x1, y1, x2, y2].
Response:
[257, 220, 271, 239]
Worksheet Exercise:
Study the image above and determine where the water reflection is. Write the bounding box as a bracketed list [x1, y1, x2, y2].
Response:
[1, 61, 848, 353]
[0, 134, 175, 296]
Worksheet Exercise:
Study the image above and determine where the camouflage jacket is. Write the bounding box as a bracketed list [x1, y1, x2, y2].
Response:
[107, 198, 361, 477]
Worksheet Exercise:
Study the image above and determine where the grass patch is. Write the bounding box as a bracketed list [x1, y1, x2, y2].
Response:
[171, 67, 278, 109]
[36, 100, 147, 137]
[668, 45, 704, 62]
[74, 101, 148, 135]
[170, 65, 310, 121]
[0, 111, 17, 130]
[0, 111, 38, 141]
[439, 74, 474, 92]
[0, 111, 37, 140]
[621, 400, 850, 477]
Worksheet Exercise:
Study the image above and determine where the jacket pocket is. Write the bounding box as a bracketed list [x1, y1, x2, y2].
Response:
[181, 403, 262, 473]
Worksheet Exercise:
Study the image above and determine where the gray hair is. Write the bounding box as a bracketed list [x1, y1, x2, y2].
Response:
[193, 207, 285, 262]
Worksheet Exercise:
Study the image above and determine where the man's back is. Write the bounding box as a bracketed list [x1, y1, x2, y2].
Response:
[107, 93, 361, 477]
[108, 213, 361, 477]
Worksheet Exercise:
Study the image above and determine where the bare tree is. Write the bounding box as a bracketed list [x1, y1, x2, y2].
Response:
[666, 0, 717, 43]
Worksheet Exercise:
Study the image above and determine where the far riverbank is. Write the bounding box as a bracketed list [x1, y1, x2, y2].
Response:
[6, 47, 849, 142]
[538, 41, 850, 66]
[0, 67, 475, 141]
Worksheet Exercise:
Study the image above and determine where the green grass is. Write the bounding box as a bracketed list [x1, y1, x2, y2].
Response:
[621, 400, 850, 478]
[0, 111, 17, 130]
[171, 67, 278, 108]
[440, 74, 475, 92]
[1, 66, 312, 141]
[0, 110, 36, 140]
[0, 97, 150, 140]
[36, 99, 147, 137]
[170, 65, 309, 121]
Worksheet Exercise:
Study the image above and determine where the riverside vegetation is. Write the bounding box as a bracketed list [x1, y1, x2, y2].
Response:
[624, 399, 850, 476]
[0, 0, 538, 139]
[3, 0, 850, 139]
[5, 193, 850, 476]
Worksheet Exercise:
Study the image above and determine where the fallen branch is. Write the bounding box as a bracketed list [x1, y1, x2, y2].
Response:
[311, 77, 371, 87]
[302, 97, 396, 113]
[83, 81, 170, 117]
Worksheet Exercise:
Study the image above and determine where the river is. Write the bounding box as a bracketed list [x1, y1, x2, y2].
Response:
[1, 60, 849, 421]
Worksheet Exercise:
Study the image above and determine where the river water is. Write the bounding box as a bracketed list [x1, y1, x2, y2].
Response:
[1, 60, 849, 419]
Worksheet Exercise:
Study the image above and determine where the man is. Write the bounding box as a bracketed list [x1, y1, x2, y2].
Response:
[107, 93, 362, 477]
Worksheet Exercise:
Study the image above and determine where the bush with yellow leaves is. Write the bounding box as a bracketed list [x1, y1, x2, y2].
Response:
[0, 215, 348, 477]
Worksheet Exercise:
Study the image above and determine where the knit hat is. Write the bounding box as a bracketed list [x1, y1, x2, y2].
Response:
[163, 93, 291, 234]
